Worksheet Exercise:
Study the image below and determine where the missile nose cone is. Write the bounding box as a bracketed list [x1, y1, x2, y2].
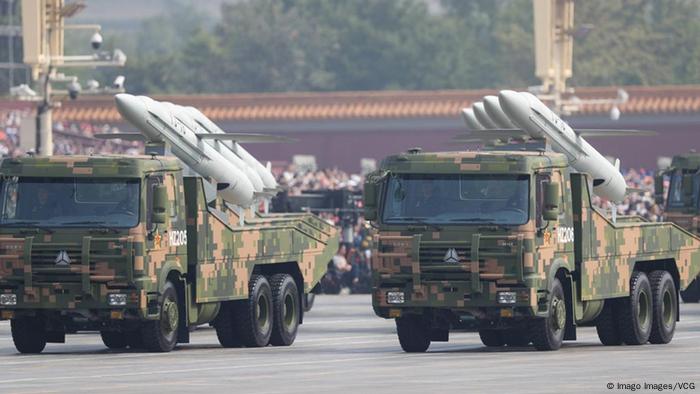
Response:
[483, 95, 515, 128]
[115, 93, 146, 123]
[472, 102, 498, 129]
[498, 90, 531, 128]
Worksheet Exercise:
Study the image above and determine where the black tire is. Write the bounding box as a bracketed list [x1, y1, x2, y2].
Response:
[503, 329, 530, 347]
[595, 299, 622, 346]
[11, 316, 47, 354]
[234, 274, 274, 347]
[214, 301, 242, 348]
[125, 330, 144, 349]
[141, 280, 180, 352]
[100, 331, 128, 349]
[531, 278, 566, 351]
[304, 293, 316, 312]
[270, 274, 301, 346]
[680, 277, 700, 303]
[395, 314, 431, 352]
[649, 270, 677, 344]
[478, 329, 504, 347]
[617, 271, 652, 345]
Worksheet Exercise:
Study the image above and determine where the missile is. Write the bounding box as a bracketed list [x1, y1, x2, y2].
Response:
[161, 102, 266, 194]
[472, 102, 498, 129]
[115, 94, 257, 206]
[461, 108, 484, 130]
[180, 106, 279, 191]
[498, 90, 627, 202]
[483, 95, 516, 128]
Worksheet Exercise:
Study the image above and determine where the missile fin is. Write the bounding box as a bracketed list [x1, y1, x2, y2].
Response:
[94, 133, 147, 141]
[195, 133, 296, 143]
[575, 129, 657, 137]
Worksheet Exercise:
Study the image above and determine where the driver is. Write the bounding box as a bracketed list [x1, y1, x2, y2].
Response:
[415, 181, 441, 216]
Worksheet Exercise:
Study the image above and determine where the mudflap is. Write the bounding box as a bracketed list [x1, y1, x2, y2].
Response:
[430, 328, 449, 342]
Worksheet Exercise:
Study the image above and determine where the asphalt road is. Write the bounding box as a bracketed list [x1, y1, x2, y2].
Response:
[0, 295, 698, 394]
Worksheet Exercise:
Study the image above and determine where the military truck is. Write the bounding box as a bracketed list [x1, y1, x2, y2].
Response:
[0, 155, 338, 353]
[365, 148, 700, 351]
[654, 152, 700, 302]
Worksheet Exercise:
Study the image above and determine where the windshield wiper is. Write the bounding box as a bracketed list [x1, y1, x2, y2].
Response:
[390, 217, 442, 231]
[59, 221, 120, 233]
[4, 221, 54, 233]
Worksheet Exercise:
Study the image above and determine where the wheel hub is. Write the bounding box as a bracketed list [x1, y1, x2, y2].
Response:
[552, 298, 566, 330]
[162, 299, 178, 332]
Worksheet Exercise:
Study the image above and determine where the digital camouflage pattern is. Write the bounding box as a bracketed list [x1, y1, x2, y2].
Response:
[0, 155, 338, 325]
[656, 152, 700, 299]
[368, 150, 700, 324]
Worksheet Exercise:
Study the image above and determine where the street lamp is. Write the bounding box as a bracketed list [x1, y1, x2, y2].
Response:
[20, 0, 127, 156]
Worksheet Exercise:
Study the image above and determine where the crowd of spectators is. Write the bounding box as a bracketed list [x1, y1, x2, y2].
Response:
[277, 165, 364, 196]
[591, 168, 662, 222]
[0, 109, 140, 158]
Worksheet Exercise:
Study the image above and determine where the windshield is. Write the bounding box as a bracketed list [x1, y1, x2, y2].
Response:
[381, 174, 530, 225]
[0, 176, 141, 228]
[667, 169, 700, 210]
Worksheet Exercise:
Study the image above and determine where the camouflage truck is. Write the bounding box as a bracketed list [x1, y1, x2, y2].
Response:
[654, 152, 700, 302]
[0, 155, 338, 353]
[365, 148, 700, 351]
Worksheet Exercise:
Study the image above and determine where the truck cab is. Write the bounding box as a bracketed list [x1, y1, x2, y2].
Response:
[655, 152, 700, 301]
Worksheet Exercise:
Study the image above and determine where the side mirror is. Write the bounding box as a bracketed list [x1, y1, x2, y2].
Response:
[653, 173, 665, 205]
[543, 182, 560, 221]
[363, 181, 378, 221]
[151, 185, 168, 224]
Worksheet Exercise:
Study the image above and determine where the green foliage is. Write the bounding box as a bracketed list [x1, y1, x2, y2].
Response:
[85, 0, 700, 94]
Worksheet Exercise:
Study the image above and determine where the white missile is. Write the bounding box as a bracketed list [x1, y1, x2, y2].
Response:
[498, 90, 627, 202]
[115, 94, 257, 206]
[461, 108, 484, 130]
[472, 102, 498, 129]
[161, 102, 266, 194]
[482, 95, 516, 128]
[181, 106, 278, 191]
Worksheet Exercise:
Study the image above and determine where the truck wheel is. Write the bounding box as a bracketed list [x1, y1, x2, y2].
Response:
[141, 280, 180, 352]
[503, 329, 530, 347]
[235, 274, 273, 347]
[125, 330, 144, 349]
[595, 300, 622, 345]
[396, 314, 431, 352]
[478, 329, 504, 347]
[680, 277, 700, 303]
[270, 274, 300, 346]
[649, 270, 677, 344]
[100, 331, 128, 349]
[531, 278, 566, 351]
[214, 301, 242, 347]
[11, 317, 47, 354]
[617, 271, 652, 345]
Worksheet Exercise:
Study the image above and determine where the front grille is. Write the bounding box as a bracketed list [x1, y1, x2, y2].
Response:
[419, 245, 473, 281]
[31, 244, 84, 283]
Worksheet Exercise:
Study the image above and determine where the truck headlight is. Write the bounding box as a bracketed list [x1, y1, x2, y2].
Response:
[387, 291, 405, 304]
[108, 293, 127, 306]
[0, 294, 17, 306]
[497, 291, 517, 304]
